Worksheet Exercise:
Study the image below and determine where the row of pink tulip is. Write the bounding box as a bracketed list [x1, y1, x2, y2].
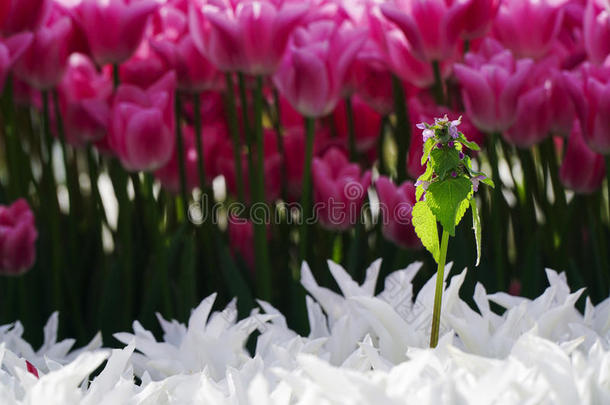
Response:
[1, 0, 610, 279]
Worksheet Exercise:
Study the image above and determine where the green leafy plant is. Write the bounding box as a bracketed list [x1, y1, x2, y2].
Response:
[412, 116, 494, 348]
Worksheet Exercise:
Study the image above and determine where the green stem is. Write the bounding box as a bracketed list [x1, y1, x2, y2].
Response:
[430, 228, 450, 348]
[272, 88, 287, 202]
[432, 61, 445, 105]
[252, 76, 272, 300]
[224, 73, 245, 202]
[345, 97, 357, 162]
[391, 75, 411, 183]
[606, 155, 610, 223]
[174, 91, 189, 219]
[486, 133, 506, 291]
[299, 117, 316, 263]
[41, 90, 63, 312]
[113, 64, 120, 89]
[377, 116, 388, 176]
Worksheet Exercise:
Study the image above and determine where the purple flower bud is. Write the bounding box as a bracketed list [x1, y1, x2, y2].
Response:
[451, 171, 457, 178]
[448, 141, 455, 148]
[459, 151, 465, 159]
[416, 122, 426, 130]
[423, 128, 435, 141]
[436, 142, 443, 149]
[471, 175, 486, 192]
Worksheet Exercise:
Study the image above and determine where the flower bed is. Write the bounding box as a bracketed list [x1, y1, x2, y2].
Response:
[1, 260, 609, 403]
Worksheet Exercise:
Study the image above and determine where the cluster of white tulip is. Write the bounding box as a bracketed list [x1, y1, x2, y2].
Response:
[1, 260, 609, 404]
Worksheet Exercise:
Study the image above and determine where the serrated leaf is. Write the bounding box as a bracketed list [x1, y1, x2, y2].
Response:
[425, 177, 472, 236]
[416, 184, 425, 201]
[417, 163, 434, 183]
[411, 201, 439, 263]
[470, 198, 481, 266]
[430, 148, 461, 179]
[421, 138, 436, 165]
[455, 192, 472, 226]
[458, 133, 480, 151]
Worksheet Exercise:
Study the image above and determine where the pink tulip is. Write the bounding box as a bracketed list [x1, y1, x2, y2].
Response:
[0, 199, 38, 276]
[493, 0, 565, 59]
[560, 120, 605, 194]
[273, 20, 367, 117]
[57, 53, 113, 146]
[503, 85, 552, 148]
[150, 2, 223, 92]
[584, 0, 610, 65]
[461, 0, 499, 40]
[375, 177, 421, 250]
[69, 0, 158, 66]
[109, 72, 176, 172]
[156, 122, 225, 193]
[0, 33, 33, 92]
[333, 95, 383, 154]
[12, 15, 72, 90]
[380, 0, 468, 62]
[1, 0, 50, 35]
[312, 147, 371, 231]
[367, 5, 441, 88]
[547, 68, 577, 137]
[349, 40, 394, 114]
[454, 38, 533, 133]
[216, 129, 282, 202]
[118, 41, 169, 89]
[565, 63, 610, 154]
[189, 0, 308, 75]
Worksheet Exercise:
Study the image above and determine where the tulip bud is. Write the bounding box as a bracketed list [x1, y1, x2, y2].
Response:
[493, 0, 564, 59]
[109, 72, 176, 172]
[584, 0, 610, 65]
[454, 38, 533, 133]
[0, 33, 33, 93]
[312, 147, 371, 231]
[375, 177, 421, 250]
[273, 20, 367, 117]
[0, 199, 38, 276]
[70, 0, 159, 66]
[560, 121, 605, 194]
[57, 53, 113, 146]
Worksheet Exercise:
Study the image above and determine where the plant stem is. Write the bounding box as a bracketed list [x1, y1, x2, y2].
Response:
[113, 64, 120, 89]
[606, 155, 610, 222]
[173, 91, 189, 219]
[41, 90, 63, 312]
[391, 75, 410, 183]
[252, 76, 272, 300]
[432, 61, 445, 105]
[430, 228, 450, 348]
[299, 117, 316, 263]
[224, 73, 245, 202]
[345, 96, 357, 161]
[486, 133, 506, 291]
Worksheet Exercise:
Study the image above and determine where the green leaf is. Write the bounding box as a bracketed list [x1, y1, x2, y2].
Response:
[417, 163, 434, 183]
[430, 148, 461, 179]
[470, 198, 482, 266]
[416, 184, 426, 202]
[458, 133, 480, 151]
[455, 192, 472, 226]
[412, 201, 440, 263]
[425, 177, 472, 236]
[480, 177, 495, 188]
[421, 138, 436, 165]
